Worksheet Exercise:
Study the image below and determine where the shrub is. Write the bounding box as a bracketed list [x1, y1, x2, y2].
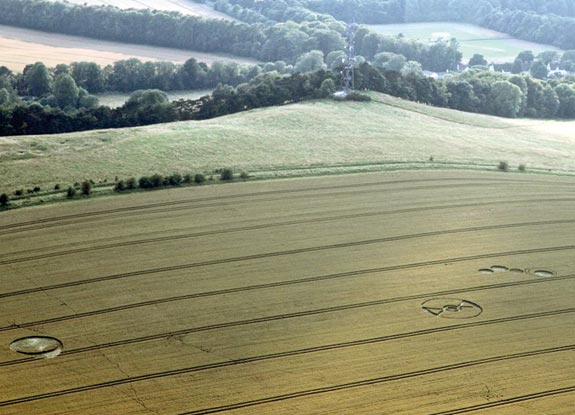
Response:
[73, 182, 81, 189]
[139, 176, 152, 189]
[27, 189, 34, 194]
[498, 161, 509, 171]
[240, 171, 249, 180]
[194, 173, 206, 184]
[54, 184, 60, 190]
[66, 186, 76, 198]
[14, 189, 23, 196]
[114, 180, 126, 192]
[126, 177, 137, 189]
[0, 193, 9, 207]
[33, 186, 41, 193]
[150, 174, 164, 188]
[518, 164, 526, 172]
[81, 181, 92, 196]
[220, 168, 234, 181]
[183, 174, 192, 184]
[168, 173, 183, 186]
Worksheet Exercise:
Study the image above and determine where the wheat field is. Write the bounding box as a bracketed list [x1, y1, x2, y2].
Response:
[1, 170, 574, 414]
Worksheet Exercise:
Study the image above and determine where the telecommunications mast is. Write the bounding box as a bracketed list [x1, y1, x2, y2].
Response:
[342, 23, 359, 94]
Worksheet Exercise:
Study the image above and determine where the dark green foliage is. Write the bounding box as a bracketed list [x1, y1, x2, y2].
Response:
[518, 164, 526, 172]
[150, 174, 164, 188]
[66, 186, 77, 198]
[139, 176, 152, 189]
[194, 173, 206, 184]
[33, 186, 41, 193]
[81, 181, 92, 196]
[498, 161, 509, 171]
[220, 168, 234, 181]
[168, 173, 183, 186]
[114, 180, 126, 192]
[0, 193, 9, 207]
[240, 171, 249, 180]
[14, 189, 23, 196]
[54, 184, 60, 190]
[126, 177, 137, 190]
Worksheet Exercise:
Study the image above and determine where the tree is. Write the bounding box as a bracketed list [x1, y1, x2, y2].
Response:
[469, 54, 487, 67]
[220, 168, 234, 181]
[488, 81, 523, 118]
[24, 62, 53, 97]
[319, 78, 336, 97]
[81, 181, 92, 196]
[401, 61, 424, 78]
[0, 88, 9, 106]
[294, 50, 326, 73]
[54, 73, 80, 108]
[0, 193, 9, 207]
[530, 60, 548, 80]
[66, 187, 76, 198]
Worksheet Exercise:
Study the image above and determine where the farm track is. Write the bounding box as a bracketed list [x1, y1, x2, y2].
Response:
[0, 176, 564, 233]
[2, 172, 574, 414]
[2, 196, 575, 263]
[1, 309, 574, 407]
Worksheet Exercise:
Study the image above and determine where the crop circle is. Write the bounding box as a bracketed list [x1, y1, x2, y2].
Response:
[10, 336, 63, 358]
[421, 298, 483, 319]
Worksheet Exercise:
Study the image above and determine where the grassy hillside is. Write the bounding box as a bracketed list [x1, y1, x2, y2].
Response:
[0, 24, 257, 71]
[368, 22, 562, 63]
[1, 93, 574, 192]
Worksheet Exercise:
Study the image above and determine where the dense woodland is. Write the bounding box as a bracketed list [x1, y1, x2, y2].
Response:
[216, 0, 575, 50]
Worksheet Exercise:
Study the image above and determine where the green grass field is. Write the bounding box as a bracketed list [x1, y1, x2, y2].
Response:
[367, 22, 562, 63]
[96, 89, 213, 108]
[1, 93, 574, 193]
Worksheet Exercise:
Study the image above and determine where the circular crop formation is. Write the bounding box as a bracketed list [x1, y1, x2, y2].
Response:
[9, 336, 63, 358]
[478, 266, 555, 277]
[421, 298, 483, 319]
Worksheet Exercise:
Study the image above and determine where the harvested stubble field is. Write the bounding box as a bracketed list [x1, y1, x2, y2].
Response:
[1, 170, 575, 414]
[0, 24, 256, 72]
[46, 0, 233, 20]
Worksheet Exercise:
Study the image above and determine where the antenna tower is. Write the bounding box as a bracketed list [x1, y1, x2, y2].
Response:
[342, 23, 358, 94]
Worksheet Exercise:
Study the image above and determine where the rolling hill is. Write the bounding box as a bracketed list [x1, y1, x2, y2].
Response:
[1, 93, 574, 193]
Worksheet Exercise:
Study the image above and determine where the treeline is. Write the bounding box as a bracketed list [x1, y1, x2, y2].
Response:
[0, 0, 264, 58]
[3, 62, 575, 137]
[0, 69, 336, 136]
[1, 58, 290, 95]
[246, 0, 575, 52]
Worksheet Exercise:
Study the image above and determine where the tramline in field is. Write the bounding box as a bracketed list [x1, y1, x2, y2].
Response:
[1, 170, 574, 414]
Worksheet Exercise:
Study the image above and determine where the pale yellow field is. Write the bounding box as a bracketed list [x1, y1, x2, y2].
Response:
[46, 0, 233, 20]
[0, 24, 257, 71]
[1, 170, 575, 414]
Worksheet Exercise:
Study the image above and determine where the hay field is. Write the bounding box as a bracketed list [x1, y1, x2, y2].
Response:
[0, 24, 257, 72]
[1, 93, 575, 192]
[1, 170, 575, 414]
[367, 22, 562, 63]
[96, 89, 213, 108]
[46, 0, 233, 20]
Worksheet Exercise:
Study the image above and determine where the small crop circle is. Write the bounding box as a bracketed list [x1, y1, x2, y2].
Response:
[10, 336, 63, 358]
